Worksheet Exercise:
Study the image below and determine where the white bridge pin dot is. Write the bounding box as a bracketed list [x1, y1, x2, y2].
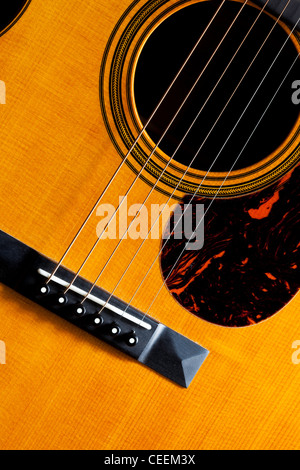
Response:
[58, 296, 66, 304]
[94, 317, 101, 325]
[76, 307, 84, 315]
[40, 286, 48, 294]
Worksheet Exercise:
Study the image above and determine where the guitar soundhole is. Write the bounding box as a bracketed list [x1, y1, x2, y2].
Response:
[0, 0, 30, 36]
[134, 1, 300, 172]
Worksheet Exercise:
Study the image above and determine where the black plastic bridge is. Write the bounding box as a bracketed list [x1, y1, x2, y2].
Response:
[253, 0, 300, 32]
[0, 230, 208, 387]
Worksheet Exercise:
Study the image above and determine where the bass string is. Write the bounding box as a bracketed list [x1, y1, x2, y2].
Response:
[141, 46, 300, 322]
[62, 0, 250, 295]
[136, 18, 300, 324]
[79, 0, 274, 307]
[45, 0, 227, 285]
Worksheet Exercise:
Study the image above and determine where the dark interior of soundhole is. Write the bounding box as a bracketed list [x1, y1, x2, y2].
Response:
[0, 0, 29, 34]
[134, 1, 300, 172]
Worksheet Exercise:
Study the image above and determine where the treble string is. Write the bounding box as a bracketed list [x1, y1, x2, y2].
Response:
[133, 17, 300, 324]
[79, 0, 274, 308]
[45, 0, 227, 285]
[62, 0, 250, 294]
[141, 47, 300, 321]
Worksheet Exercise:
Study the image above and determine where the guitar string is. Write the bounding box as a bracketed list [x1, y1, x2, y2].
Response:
[134, 19, 300, 324]
[61, 0, 251, 295]
[62, 0, 293, 311]
[140, 47, 300, 322]
[44, 1, 297, 323]
[78, 0, 274, 308]
[45, 0, 227, 285]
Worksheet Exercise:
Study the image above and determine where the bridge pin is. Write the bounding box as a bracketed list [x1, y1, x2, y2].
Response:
[93, 315, 103, 326]
[57, 294, 67, 305]
[39, 284, 50, 296]
[126, 333, 138, 347]
[74, 305, 86, 316]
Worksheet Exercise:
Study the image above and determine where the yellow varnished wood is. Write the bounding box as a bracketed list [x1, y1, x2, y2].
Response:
[0, 0, 299, 450]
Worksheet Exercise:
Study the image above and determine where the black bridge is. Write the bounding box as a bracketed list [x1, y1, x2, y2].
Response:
[0, 230, 208, 387]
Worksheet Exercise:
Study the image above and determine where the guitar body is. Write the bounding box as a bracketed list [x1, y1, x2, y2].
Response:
[0, 0, 299, 450]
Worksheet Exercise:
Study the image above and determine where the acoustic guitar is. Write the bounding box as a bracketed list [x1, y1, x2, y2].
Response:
[0, 0, 299, 451]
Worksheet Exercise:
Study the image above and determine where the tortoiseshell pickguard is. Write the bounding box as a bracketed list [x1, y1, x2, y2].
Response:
[160, 164, 300, 327]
